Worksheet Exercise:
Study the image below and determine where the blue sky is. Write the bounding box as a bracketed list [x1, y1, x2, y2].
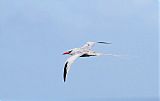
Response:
[0, 0, 159, 101]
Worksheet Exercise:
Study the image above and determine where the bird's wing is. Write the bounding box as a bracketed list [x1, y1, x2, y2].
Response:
[81, 42, 96, 50]
[63, 54, 83, 82]
[81, 41, 111, 50]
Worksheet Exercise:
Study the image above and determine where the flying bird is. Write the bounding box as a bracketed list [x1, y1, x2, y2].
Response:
[62, 41, 113, 82]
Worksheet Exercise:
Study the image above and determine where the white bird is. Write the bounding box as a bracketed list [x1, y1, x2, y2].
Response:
[63, 41, 113, 82]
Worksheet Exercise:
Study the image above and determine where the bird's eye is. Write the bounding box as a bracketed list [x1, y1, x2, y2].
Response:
[68, 50, 72, 53]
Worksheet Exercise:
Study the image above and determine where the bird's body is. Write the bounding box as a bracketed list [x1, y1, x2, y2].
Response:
[63, 41, 111, 82]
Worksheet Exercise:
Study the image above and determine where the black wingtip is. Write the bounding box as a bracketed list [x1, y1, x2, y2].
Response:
[63, 62, 68, 82]
[97, 42, 111, 44]
[64, 73, 66, 82]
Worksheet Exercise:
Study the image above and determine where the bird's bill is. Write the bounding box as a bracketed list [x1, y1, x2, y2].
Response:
[63, 51, 70, 55]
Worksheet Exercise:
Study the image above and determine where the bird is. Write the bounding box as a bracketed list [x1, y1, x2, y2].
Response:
[62, 41, 114, 82]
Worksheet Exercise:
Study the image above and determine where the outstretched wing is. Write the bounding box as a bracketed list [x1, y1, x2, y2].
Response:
[81, 41, 111, 50]
[63, 54, 82, 82]
[81, 42, 96, 50]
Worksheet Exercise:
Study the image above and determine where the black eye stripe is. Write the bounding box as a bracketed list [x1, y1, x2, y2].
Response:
[68, 50, 72, 53]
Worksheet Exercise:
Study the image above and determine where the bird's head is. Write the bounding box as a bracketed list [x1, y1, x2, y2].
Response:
[63, 50, 73, 55]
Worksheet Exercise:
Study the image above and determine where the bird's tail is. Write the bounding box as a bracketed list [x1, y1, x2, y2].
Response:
[96, 53, 123, 57]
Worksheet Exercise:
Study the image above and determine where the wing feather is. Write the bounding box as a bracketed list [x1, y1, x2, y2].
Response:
[81, 42, 96, 50]
[81, 41, 111, 50]
[63, 54, 82, 82]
